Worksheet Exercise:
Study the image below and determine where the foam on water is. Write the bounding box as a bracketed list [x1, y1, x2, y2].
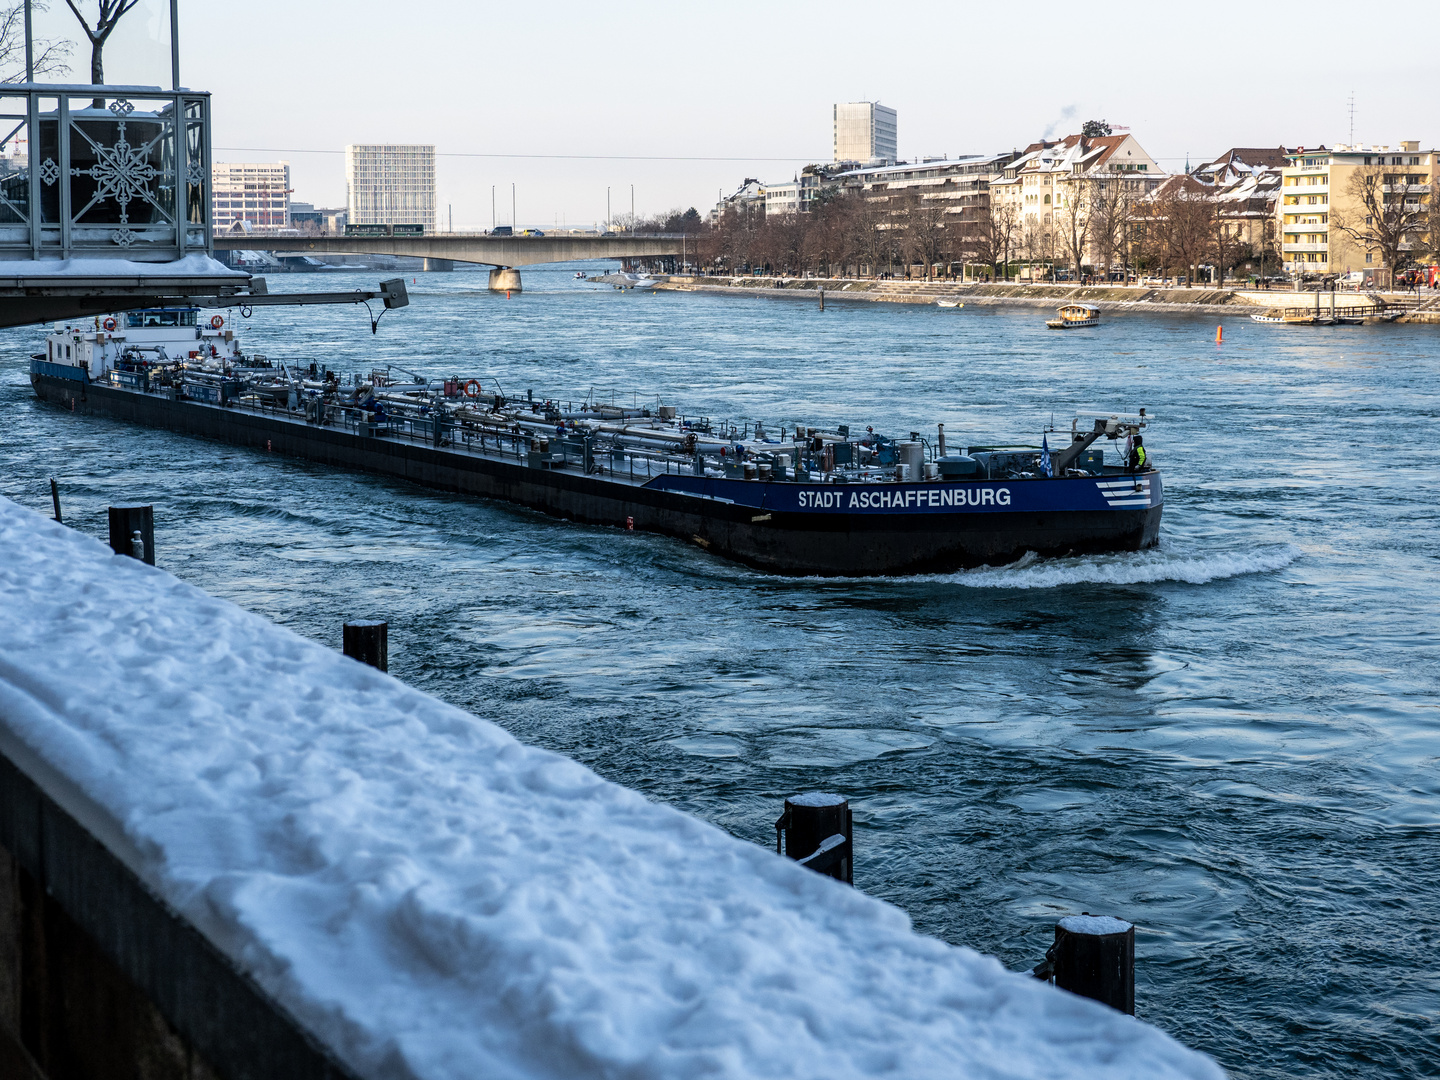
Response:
[943, 543, 1300, 589]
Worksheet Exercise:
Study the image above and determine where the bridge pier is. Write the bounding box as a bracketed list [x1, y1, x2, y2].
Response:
[489, 267, 522, 293]
[423, 258, 454, 272]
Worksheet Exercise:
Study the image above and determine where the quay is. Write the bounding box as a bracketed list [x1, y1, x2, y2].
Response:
[656, 276, 1440, 322]
[0, 497, 1223, 1080]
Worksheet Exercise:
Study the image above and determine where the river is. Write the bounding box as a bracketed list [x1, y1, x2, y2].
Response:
[3, 264, 1436, 1079]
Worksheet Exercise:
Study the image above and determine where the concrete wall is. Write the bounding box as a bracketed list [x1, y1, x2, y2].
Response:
[0, 749, 359, 1080]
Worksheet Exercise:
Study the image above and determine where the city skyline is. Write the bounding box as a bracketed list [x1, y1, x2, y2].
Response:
[20, 0, 1437, 229]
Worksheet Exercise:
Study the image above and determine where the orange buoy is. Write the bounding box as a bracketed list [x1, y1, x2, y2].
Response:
[506, 290, 511, 299]
[1216, 324, 1223, 344]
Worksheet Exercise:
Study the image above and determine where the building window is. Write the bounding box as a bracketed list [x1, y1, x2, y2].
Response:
[1365, 253, 1372, 263]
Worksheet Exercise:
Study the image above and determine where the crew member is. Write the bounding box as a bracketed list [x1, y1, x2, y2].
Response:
[1128, 435, 1147, 471]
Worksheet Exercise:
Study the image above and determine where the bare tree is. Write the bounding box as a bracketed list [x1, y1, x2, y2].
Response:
[1330, 165, 1430, 278]
[1212, 215, 1241, 287]
[898, 192, 947, 279]
[1055, 176, 1093, 279]
[64, 0, 139, 85]
[1158, 180, 1215, 287]
[0, 2, 72, 81]
[974, 199, 1019, 281]
[1088, 176, 1132, 282]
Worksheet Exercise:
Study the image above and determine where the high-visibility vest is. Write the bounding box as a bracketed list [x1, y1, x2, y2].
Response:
[1135, 446, 1147, 468]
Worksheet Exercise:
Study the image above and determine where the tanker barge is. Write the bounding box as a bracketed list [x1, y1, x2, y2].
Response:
[29, 309, 1161, 576]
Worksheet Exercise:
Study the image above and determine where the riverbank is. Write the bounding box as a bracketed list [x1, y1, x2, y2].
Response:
[658, 275, 1440, 321]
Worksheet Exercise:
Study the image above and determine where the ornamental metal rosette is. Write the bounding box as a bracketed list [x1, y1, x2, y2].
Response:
[69, 98, 175, 242]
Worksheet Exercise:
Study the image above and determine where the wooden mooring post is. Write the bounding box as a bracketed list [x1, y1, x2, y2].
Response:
[107, 505, 155, 565]
[49, 478, 61, 522]
[1034, 913, 1135, 1014]
[342, 620, 388, 672]
[776, 792, 852, 884]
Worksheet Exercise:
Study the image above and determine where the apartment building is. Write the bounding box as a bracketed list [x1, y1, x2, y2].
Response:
[211, 162, 291, 231]
[991, 133, 1163, 268]
[833, 102, 898, 165]
[1280, 141, 1435, 277]
[345, 144, 437, 227]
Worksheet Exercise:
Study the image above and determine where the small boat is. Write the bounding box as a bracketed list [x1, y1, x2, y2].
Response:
[936, 300, 964, 309]
[1046, 304, 1100, 329]
[574, 271, 588, 279]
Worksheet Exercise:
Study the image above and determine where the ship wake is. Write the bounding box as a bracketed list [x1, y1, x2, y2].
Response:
[945, 542, 1301, 589]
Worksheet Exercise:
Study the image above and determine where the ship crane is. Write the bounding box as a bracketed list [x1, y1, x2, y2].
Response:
[1051, 410, 1149, 474]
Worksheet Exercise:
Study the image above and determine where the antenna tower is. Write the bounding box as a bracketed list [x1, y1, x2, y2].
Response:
[1348, 91, 1355, 143]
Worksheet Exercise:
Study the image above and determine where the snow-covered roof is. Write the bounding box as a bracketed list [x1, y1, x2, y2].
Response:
[0, 497, 1223, 1080]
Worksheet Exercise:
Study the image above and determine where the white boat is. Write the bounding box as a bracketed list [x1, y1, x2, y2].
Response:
[936, 300, 964, 308]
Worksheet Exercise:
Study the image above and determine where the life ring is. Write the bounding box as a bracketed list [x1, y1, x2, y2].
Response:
[210, 315, 224, 329]
[102, 317, 117, 331]
[464, 379, 481, 398]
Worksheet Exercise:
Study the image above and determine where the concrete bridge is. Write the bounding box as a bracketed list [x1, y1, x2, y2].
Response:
[213, 232, 690, 290]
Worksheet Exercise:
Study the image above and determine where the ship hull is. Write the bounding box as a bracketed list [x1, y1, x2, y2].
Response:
[31, 372, 1162, 576]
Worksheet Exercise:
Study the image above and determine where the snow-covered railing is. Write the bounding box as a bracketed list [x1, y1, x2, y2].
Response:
[0, 496, 1223, 1080]
[0, 84, 211, 262]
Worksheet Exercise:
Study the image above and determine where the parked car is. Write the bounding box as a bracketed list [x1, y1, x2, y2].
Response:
[520, 229, 545, 237]
[490, 226, 513, 236]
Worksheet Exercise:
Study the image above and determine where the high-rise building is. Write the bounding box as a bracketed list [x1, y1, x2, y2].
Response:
[211, 162, 291, 231]
[833, 102, 897, 165]
[345, 145, 436, 227]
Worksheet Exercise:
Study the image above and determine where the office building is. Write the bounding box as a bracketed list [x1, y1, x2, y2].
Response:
[833, 102, 897, 165]
[345, 145, 436, 227]
[211, 162, 291, 231]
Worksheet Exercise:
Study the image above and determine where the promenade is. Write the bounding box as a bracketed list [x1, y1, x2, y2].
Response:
[660, 276, 1440, 321]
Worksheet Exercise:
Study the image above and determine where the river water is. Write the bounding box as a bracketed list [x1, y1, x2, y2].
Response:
[3, 265, 1437, 1079]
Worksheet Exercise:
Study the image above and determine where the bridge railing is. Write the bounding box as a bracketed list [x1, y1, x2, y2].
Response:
[0, 84, 211, 263]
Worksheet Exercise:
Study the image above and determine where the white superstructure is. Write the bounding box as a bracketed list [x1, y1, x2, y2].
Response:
[43, 309, 241, 380]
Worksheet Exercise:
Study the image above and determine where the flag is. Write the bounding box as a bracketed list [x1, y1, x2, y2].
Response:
[1040, 434, 1052, 477]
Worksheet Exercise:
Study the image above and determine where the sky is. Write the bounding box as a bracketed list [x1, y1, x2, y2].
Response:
[26, 0, 1440, 230]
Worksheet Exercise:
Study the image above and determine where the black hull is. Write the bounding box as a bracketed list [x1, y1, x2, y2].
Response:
[31, 375, 1162, 576]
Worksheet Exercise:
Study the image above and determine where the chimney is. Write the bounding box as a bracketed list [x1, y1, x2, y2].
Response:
[1402, 140, 1419, 152]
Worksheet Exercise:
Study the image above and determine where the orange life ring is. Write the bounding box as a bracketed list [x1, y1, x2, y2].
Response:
[210, 315, 224, 329]
[464, 379, 481, 398]
[102, 317, 117, 331]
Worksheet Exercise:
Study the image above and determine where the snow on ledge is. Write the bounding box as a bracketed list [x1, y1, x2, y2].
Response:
[0, 253, 246, 280]
[0, 497, 1223, 1080]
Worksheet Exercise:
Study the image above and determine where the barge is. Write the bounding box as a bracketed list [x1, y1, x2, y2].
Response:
[29, 310, 1161, 576]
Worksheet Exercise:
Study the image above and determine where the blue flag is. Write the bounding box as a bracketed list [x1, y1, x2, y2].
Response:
[1040, 434, 1052, 477]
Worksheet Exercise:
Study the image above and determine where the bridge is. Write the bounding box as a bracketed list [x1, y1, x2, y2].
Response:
[212, 233, 690, 290]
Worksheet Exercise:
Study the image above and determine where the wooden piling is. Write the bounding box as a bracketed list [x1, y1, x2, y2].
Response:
[1050, 914, 1134, 1014]
[775, 792, 852, 884]
[49, 478, 61, 523]
[342, 621, 388, 672]
[107, 506, 155, 566]
[818, 288, 825, 311]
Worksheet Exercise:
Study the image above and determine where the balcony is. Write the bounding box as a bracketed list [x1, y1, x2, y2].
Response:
[0, 84, 211, 262]
[1283, 243, 1328, 253]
